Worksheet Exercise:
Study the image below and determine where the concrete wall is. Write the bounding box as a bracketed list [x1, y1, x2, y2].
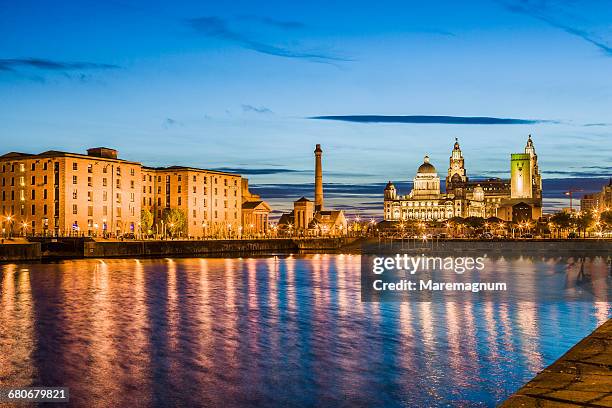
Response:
[83, 238, 359, 258]
[0, 243, 41, 261]
[368, 238, 612, 253]
[296, 237, 357, 250]
[502, 318, 612, 407]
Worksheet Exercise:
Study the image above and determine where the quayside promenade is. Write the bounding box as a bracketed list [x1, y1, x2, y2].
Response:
[502, 318, 612, 407]
[0, 237, 360, 261]
[0, 237, 611, 261]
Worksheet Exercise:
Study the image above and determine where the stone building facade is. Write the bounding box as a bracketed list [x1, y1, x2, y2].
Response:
[0, 148, 141, 236]
[0, 147, 270, 238]
[141, 166, 243, 238]
[384, 135, 543, 223]
[581, 179, 612, 212]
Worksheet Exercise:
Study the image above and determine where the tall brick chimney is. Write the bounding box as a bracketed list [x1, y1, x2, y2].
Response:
[314, 144, 323, 212]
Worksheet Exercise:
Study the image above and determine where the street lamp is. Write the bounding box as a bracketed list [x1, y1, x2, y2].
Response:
[6, 215, 13, 239]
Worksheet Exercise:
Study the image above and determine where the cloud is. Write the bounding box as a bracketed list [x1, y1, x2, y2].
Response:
[583, 123, 610, 127]
[185, 16, 350, 64]
[309, 115, 554, 125]
[163, 118, 183, 128]
[0, 58, 120, 72]
[241, 104, 273, 114]
[212, 167, 305, 175]
[543, 170, 612, 178]
[500, 1, 612, 56]
[417, 28, 456, 37]
[253, 177, 610, 219]
[240, 15, 306, 30]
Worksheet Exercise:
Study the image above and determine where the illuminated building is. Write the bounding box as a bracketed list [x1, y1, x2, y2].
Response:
[0, 148, 141, 236]
[0, 147, 271, 237]
[581, 179, 612, 212]
[141, 166, 243, 238]
[241, 178, 271, 235]
[384, 154, 485, 221]
[278, 144, 347, 236]
[384, 135, 543, 222]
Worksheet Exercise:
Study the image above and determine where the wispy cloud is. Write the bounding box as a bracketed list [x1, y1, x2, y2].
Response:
[239, 15, 306, 30]
[241, 104, 273, 114]
[212, 167, 305, 175]
[500, 0, 612, 56]
[309, 115, 555, 125]
[0, 58, 120, 72]
[185, 16, 350, 64]
[583, 122, 610, 127]
[416, 28, 456, 37]
[253, 177, 610, 218]
[163, 118, 183, 128]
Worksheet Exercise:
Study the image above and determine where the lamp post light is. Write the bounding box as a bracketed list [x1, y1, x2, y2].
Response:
[22, 222, 28, 237]
[7, 215, 13, 239]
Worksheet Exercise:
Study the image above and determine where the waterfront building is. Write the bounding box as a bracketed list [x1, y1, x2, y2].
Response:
[581, 178, 612, 212]
[580, 193, 599, 212]
[141, 166, 243, 238]
[278, 144, 347, 236]
[0, 147, 271, 238]
[384, 154, 486, 221]
[383, 135, 543, 223]
[241, 178, 271, 236]
[0, 148, 141, 236]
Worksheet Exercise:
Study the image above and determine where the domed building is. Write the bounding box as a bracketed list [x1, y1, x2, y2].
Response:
[383, 136, 543, 223]
[384, 154, 485, 221]
[411, 156, 441, 198]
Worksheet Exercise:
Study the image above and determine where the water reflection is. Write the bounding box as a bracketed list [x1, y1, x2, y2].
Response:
[0, 254, 609, 407]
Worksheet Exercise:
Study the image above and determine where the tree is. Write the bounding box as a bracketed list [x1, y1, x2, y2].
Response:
[463, 216, 485, 233]
[162, 208, 187, 237]
[600, 210, 612, 231]
[550, 211, 573, 238]
[575, 211, 594, 237]
[140, 209, 153, 236]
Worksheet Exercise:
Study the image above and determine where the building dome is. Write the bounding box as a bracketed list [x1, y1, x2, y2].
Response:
[417, 156, 437, 174]
[385, 181, 395, 190]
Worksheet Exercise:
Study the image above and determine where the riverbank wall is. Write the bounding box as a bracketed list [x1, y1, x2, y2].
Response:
[83, 237, 357, 258]
[0, 242, 41, 261]
[362, 238, 612, 253]
[0, 238, 610, 261]
[501, 318, 612, 407]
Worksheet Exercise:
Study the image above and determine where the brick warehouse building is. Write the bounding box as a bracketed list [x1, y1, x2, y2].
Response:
[0, 147, 269, 238]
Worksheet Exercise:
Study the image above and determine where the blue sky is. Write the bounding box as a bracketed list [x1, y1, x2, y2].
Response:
[1, 0, 611, 216]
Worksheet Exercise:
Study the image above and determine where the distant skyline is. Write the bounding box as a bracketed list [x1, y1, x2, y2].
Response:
[1, 0, 611, 216]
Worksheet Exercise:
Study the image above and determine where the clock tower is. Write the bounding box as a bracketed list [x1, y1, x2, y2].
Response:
[446, 138, 468, 191]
